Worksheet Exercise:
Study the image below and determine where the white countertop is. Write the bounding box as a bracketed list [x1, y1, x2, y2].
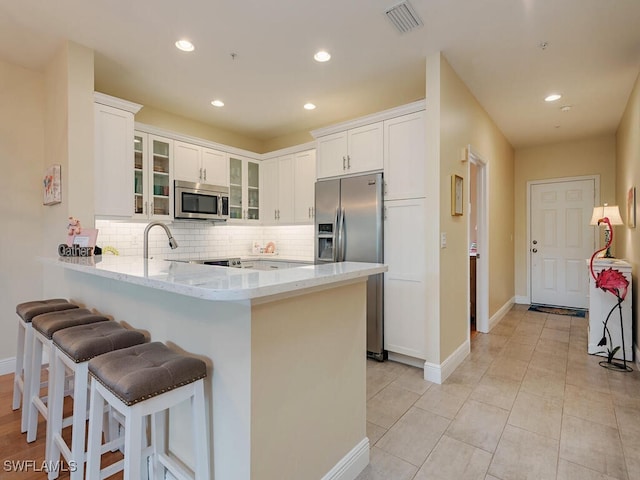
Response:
[40, 256, 386, 302]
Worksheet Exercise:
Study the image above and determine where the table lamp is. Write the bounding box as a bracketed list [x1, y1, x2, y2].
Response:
[590, 204, 624, 258]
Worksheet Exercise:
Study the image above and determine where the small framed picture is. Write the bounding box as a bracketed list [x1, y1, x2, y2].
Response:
[628, 186, 636, 228]
[451, 174, 463, 216]
[43, 164, 62, 205]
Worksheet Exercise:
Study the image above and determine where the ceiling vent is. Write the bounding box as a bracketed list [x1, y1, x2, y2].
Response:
[385, 1, 423, 34]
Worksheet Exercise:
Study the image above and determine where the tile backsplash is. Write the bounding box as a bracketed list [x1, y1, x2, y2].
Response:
[95, 220, 314, 261]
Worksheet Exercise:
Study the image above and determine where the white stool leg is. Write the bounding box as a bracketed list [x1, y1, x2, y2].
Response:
[86, 379, 105, 480]
[150, 410, 166, 480]
[124, 406, 143, 480]
[47, 347, 66, 480]
[12, 319, 26, 410]
[192, 380, 209, 480]
[20, 322, 34, 433]
[69, 362, 88, 480]
[26, 330, 44, 443]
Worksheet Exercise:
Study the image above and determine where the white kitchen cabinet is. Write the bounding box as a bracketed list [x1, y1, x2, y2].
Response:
[229, 155, 260, 222]
[133, 131, 173, 220]
[383, 111, 425, 200]
[261, 155, 294, 224]
[588, 259, 633, 361]
[316, 122, 383, 179]
[94, 95, 141, 217]
[384, 198, 427, 360]
[174, 140, 228, 186]
[293, 149, 316, 223]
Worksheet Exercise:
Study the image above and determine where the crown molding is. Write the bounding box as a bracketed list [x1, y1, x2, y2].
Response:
[94, 92, 142, 114]
[310, 100, 425, 139]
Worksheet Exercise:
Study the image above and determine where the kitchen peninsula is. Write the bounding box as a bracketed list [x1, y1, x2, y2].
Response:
[40, 255, 386, 480]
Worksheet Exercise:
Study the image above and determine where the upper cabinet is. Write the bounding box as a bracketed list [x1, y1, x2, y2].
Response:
[383, 111, 426, 200]
[316, 123, 383, 179]
[174, 141, 229, 186]
[133, 132, 173, 220]
[229, 156, 260, 223]
[261, 149, 316, 225]
[94, 94, 141, 217]
[261, 155, 294, 224]
[293, 149, 316, 223]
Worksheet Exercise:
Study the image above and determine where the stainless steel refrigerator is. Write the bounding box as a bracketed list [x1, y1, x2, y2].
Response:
[315, 172, 385, 360]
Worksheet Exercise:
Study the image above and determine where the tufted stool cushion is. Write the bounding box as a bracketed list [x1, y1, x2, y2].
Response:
[16, 299, 78, 323]
[32, 308, 109, 340]
[53, 321, 146, 363]
[88, 342, 207, 406]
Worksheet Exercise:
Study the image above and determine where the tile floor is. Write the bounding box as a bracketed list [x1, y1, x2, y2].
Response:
[357, 304, 640, 480]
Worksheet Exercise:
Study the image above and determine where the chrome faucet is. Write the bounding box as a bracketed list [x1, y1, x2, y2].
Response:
[143, 221, 178, 259]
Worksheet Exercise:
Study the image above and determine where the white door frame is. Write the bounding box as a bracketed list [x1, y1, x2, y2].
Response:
[526, 175, 600, 305]
[467, 146, 489, 333]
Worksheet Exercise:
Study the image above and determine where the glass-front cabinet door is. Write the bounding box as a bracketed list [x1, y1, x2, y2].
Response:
[133, 131, 173, 219]
[247, 160, 260, 220]
[151, 137, 171, 217]
[229, 157, 243, 220]
[133, 134, 146, 216]
[229, 156, 259, 222]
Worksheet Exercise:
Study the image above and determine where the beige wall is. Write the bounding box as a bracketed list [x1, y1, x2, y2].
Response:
[615, 71, 640, 349]
[135, 105, 265, 153]
[436, 55, 515, 362]
[0, 59, 46, 364]
[513, 136, 617, 300]
[0, 42, 95, 365]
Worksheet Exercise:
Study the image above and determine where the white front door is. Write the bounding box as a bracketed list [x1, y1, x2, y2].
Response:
[530, 178, 596, 309]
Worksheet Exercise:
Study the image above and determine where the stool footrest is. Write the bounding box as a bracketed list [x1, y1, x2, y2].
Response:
[158, 453, 192, 480]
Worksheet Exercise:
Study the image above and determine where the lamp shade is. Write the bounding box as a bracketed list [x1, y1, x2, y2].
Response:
[590, 204, 624, 226]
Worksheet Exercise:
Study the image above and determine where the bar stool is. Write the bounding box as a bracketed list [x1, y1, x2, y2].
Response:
[47, 321, 146, 480]
[86, 342, 209, 480]
[13, 299, 79, 433]
[26, 308, 109, 445]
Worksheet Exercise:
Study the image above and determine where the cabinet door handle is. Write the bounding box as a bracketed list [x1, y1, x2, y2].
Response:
[308, 207, 311, 218]
[384, 206, 387, 220]
[343, 156, 346, 170]
[347, 155, 351, 169]
[274, 209, 277, 220]
[204, 168, 207, 181]
[199, 167, 203, 181]
[150, 202, 154, 216]
[144, 201, 147, 215]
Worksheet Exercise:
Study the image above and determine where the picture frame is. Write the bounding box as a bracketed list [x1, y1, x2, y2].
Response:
[43, 164, 61, 205]
[627, 186, 636, 228]
[451, 174, 463, 216]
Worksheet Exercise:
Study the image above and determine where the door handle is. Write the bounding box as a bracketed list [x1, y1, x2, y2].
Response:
[347, 155, 351, 169]
[204, 168, 207, 181]
[342, 156, 346, 170]
[532, 248, 538, 253]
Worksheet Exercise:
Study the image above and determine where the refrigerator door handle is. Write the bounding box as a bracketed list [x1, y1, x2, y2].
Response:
[333, 207, 340, 262]
[338, 207, 346, 262]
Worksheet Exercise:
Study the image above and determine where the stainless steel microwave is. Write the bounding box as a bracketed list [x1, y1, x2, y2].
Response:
[174, 180, 229, 221]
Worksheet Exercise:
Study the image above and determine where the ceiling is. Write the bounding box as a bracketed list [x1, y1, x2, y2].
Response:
[1, 0, 639, 148]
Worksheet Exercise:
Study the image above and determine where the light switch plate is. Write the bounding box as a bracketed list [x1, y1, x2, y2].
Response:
[441, 232, 447, 248]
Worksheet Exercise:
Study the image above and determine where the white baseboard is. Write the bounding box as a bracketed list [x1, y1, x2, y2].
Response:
[489, 296, 515, 331]
[515, 295, 530, 305]
[165, 438, 369, 480]
[0, 353, 50, 377]
[0, 357, 15, 376]
[423, 340, 470, 384]
[387, 352, 426, 369]
[321, 437, 370, 480]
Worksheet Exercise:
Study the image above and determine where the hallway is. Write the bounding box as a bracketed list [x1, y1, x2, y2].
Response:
[358, 304, 640, 480]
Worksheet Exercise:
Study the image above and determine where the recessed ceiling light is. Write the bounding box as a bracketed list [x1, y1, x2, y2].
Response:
[304, 103, 316, 110]
[175, 39, 195, 52]
[211, 100, 224, 107]
[545, 94, 562, 102]
[314, 51, 331, 62]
